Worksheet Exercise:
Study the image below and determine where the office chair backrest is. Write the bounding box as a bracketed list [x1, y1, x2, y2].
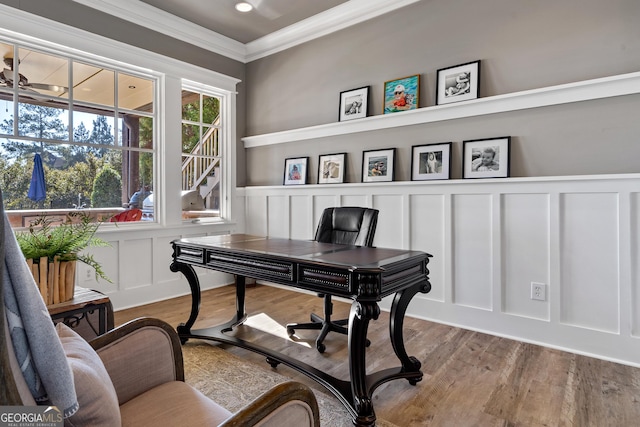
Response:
[314, 207, 378, 247]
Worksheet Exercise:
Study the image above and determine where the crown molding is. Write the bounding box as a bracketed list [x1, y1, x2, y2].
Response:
[71, 0, 247, 62]
[71, 0, 420, 63]
[245, 0, 420, 62]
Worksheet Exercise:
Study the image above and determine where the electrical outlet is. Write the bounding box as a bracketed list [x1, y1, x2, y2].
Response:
[531, 282, 546, 301]
[84, 266, 94, 282]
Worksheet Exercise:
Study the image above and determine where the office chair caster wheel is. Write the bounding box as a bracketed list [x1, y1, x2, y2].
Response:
[316, 342, 326, 353]
[266, 357, 281, 368]
[286, 326, 295, 336]
[366, 339, 371, 347]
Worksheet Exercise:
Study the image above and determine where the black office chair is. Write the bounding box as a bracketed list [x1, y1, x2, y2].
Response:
[286, 207, 378, 353]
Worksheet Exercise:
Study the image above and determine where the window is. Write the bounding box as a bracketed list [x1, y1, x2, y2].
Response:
[180, 85, 223, 220]
[0, 40, 157, 224]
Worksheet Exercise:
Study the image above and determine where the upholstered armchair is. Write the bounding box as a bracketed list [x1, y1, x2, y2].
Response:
[286, 207, 378, 353]
[0, 188, 320, 426]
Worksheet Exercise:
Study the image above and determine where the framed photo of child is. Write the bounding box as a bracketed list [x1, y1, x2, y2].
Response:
[462, 136, 511, 179]
[383, 75, 419, 114]
[411, 142, 452, 181]
[362, 148, 395, 182]
[339, 86, 369, 121]
[436, 60, 480, 105]
[283, 157, 308, 185]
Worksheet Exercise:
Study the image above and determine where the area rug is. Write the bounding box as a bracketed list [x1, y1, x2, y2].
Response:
[182, 341, 398, 427]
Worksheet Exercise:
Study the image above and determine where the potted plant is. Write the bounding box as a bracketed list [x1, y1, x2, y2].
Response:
[15, 211, 111, 305]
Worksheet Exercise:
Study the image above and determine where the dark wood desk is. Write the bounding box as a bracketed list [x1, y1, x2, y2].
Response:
[170, 234, 432, 426]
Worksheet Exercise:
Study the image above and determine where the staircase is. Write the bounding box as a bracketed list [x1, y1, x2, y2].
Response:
[181, 116, 221, 207]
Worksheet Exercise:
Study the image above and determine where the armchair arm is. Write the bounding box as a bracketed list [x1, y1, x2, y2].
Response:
[89, 317, 184, 405]
[220, 381, 320, 427]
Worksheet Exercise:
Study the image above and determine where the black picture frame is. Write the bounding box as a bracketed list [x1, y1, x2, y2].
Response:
[411, 142, 452, 181]
[362, 148, 395, 182]
[318, 153, 347, 184]
[462, 136, 511, 179]
[283, 157, 309, 185]
[436, 60, 481, 105]
[339, 86, 369, 121]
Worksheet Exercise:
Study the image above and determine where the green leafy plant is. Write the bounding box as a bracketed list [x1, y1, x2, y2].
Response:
[16, 212, 112, 282]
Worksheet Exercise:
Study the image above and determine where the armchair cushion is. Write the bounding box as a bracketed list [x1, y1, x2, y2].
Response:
[91, 318, 183, 405]
[56, 323, 121, 427]
[120, 381, 232, 427]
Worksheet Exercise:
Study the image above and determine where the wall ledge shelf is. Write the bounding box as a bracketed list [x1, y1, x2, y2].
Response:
[242, 71, 640, 148]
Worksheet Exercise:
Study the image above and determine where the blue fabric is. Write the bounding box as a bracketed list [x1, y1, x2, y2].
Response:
[27, 153, 46, 202]
[2, 208, 78, 418]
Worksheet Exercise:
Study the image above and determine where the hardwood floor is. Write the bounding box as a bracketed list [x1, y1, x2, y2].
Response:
[115, 285, 640, 426]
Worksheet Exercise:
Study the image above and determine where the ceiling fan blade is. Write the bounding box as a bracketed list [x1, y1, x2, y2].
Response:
[27, 82, 68, 92]
[249, 0, 283, 20]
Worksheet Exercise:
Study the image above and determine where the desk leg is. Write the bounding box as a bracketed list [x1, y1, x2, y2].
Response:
[349, 298, 380, 426]
[170, 261, 201, 340]
[220, 275, 247, 333]
[389, 279, 431, 384]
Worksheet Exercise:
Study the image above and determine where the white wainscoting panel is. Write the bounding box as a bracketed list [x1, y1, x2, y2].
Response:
[410, 194, 446, 302]
[267, 195, 289, 238]
[560, 193, 620, 333]
[120, 238, 154, 290]
[341, 194, 368, 210]
[502, 194, 550, 321]
[245, 195, 268, 235]
[290, 195, 312, 240]
[237, 174, 640, 366]
[373, 194, 404, 249]
[633, 192, 640, 337]
[452, 194, 493, 311]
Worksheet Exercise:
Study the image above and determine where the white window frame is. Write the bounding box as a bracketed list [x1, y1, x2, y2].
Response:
[0, 4, 239, 227]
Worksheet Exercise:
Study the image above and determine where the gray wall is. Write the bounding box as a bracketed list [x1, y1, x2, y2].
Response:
[245, 0, 640, 185]
[0, 0, 249, 186]
[3, 0, 640, 187]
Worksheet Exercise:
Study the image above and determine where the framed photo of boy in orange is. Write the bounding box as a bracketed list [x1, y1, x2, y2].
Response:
[383, 75, 419, 114]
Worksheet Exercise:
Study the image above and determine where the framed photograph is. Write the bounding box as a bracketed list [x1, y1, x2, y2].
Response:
[436, 60, 481, 105]
[318, 153, 346, 184]
[362, 148, 395, 182]
[283, 157, 308, 185]
[411, 142, 452, 181]
[383, 75, 419, 114]
[339, 86, 369, 121]
[463, 136, 511, 179]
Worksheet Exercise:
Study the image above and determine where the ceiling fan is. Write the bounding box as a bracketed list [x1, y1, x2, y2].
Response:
[242, 0, 283, 20]
[0, 56, 68, 93]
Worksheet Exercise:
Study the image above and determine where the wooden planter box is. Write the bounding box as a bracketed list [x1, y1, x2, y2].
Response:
[26, 257, 76, 305]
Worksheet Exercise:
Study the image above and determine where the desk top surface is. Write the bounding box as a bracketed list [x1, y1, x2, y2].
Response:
[174, 234, 429, 270]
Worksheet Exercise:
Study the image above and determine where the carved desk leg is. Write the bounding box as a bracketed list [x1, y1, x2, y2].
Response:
[221, 275, 247, 333]
[389, 278, 431, 384]
[348, 274, 380, 426]
[170, 261, 201, 343]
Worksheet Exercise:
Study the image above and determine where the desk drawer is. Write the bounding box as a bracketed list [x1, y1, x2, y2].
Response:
[175, 246, 205, 264]
[207, 252, 294, 281]
[298, 265, 351, 295]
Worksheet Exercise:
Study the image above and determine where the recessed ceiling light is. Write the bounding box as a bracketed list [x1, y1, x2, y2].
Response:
[235, 2, 253, 13]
